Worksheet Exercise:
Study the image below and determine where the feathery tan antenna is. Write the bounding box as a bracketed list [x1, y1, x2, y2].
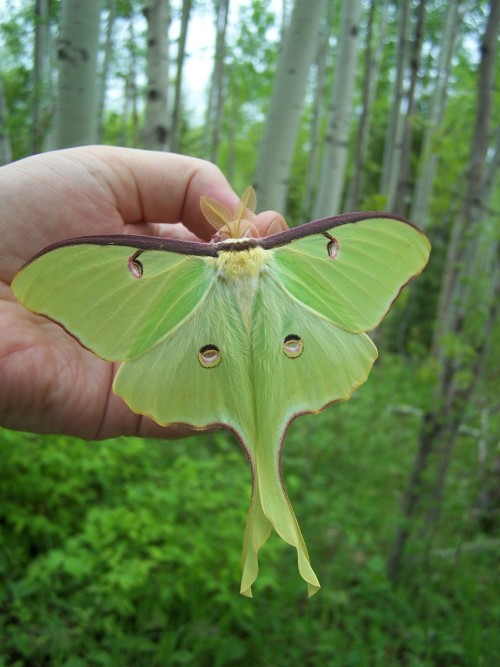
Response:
[200, 186, 257, 238]
[233, 186, 257, 237]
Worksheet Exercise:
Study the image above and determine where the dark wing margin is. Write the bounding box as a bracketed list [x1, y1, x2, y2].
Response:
[21, 234, 220, 266]
[258, 211, 421, 249]
[21, 212, 421, 266]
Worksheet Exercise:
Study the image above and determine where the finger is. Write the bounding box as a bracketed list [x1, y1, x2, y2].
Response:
[95, 147, 240, 240]
[253, 211, 288, 237]
[126, 211, 288, 242]
[124, 221, 205, 242]
[0, 146, 239, 271]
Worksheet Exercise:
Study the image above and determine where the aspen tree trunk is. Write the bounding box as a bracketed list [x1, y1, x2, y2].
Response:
[32, 0, 51, 153]
[482, 123, 500, 206]
[204, 0, 230, 162]
[118, 17, 137, 148]
[380, 0, 411, 198]
[313, 0, 362, 218]
[54, 0, 102, 149]
[345, 0, 389, 210]
[170, 0, 192, 153]
[128, 17, 140, 148]
[96, 0, 116, 143]
[143, 0, 170, 151]
[387, 0, 500, 583]
[393, 0, 426, 215]
[409, 0, 463, 228]
[302, 1, 335, 218]
[120, 49, 139, 149]
[253, 0, 326, 213]
[433, 0, 500, 355]
[280, 0, 290, 36]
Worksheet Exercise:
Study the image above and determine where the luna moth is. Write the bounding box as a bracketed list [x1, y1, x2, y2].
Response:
[12, 186, 430, 597]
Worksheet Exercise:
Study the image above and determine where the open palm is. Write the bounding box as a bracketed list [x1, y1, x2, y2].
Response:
[0, 146, 285, 438]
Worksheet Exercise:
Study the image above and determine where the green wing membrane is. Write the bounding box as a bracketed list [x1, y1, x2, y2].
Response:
[240, 276, 377, 596]
[272, 217, 431, 332]
[12, 214, 430, 597]
[114, 271, 377, 597]
[12, 245, 211, 359]
[113, 278, 253, 430]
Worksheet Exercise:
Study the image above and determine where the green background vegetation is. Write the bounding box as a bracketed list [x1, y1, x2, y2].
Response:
[1, 0, 499, 665]
[2, 359, 499, 666]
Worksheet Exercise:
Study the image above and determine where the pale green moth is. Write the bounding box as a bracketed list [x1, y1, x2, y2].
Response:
[12, 187, 431, 597]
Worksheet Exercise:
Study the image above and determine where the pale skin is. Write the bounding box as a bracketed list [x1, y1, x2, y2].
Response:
[0, 146, 287, 439]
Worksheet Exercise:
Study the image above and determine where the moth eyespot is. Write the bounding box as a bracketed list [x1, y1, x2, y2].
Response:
[327, 237, 339, 259]
[128, 252, 143, 278]
[283, 334, 303, 359]
[198, 344, 221, 368]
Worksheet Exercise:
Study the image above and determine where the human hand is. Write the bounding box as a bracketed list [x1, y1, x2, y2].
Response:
[0, 146, 287, 439]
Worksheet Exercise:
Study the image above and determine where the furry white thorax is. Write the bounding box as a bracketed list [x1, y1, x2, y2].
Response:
[212, 245, 270, 329]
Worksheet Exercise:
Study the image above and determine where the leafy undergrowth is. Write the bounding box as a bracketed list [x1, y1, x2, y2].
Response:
[1, 357, 498, 666]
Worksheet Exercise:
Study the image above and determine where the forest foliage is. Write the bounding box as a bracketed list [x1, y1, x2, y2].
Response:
[0, 0, 499, 665]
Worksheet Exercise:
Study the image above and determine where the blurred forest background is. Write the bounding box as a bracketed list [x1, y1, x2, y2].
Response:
[1, 0, 499, 665]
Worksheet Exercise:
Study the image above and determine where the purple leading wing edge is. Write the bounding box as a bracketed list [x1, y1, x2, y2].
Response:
[256, 211, 416, 250]
[22, 211, 417, 265]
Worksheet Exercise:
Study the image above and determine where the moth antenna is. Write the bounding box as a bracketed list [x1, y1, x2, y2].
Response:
[233, 186, 257, 237]
[200, 196, 234, 235]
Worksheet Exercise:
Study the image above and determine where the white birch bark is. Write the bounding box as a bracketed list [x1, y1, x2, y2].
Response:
[409, 0, 463, 228]
[313, 0, 362, 218]
[253, 0, 327, 213]
[143, 0, 170, 151]
[54, 0, 102, 149]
